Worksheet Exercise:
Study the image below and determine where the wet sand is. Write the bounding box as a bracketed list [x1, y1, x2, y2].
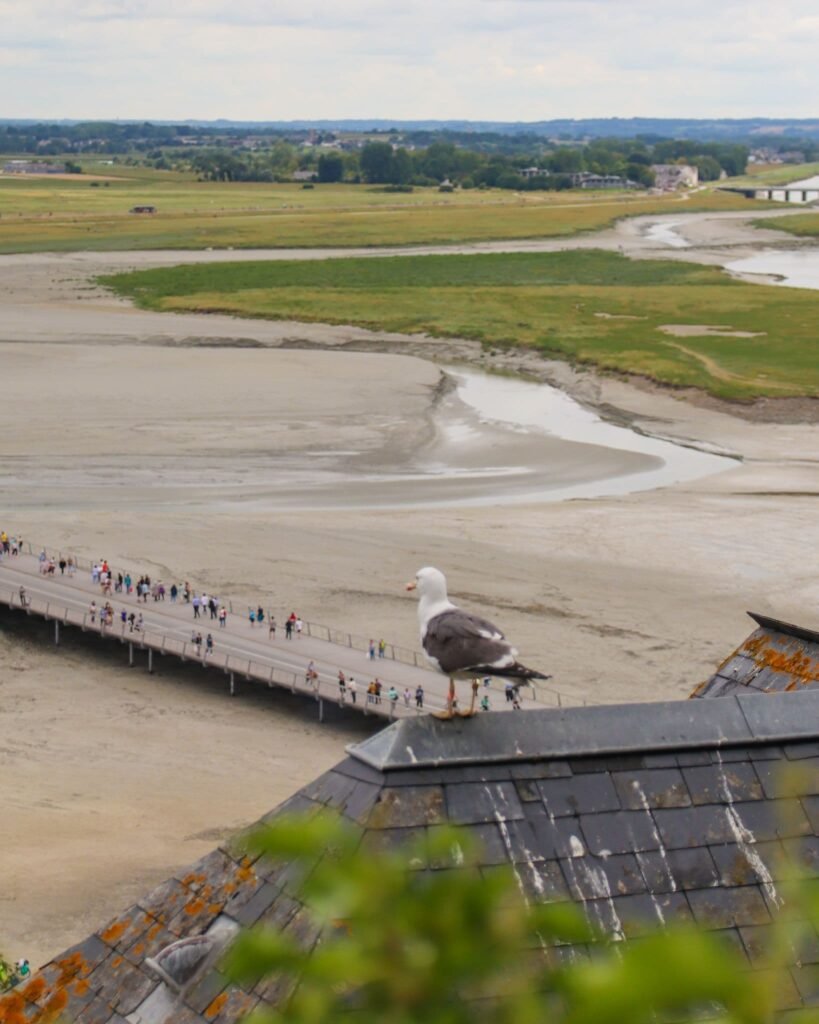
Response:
[2, 205, 819, 968]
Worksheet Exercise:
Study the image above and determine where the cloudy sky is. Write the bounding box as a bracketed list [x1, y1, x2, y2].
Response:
[3, 0, 818, 122]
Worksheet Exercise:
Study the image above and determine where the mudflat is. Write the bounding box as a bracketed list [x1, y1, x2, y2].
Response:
[2, 207, 818, 968]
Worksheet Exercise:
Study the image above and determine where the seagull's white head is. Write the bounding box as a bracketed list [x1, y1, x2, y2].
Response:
[405, 566, 449, 603]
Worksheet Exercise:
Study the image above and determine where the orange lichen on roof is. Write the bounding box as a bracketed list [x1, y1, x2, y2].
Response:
[185, 898, 206, 916]
[20, 977, 46, 1002]
[101, 918, 130, 945]
[0, 990, 28, 1024]
[0, 984, 69, 1024]
[237, 859, 256, 882]
[71, 979, 89, 997]
[41, 989, 67, 1022]
[182, 872, 207, 887]
[204, 991, 229, 1019]
[750, 643, 819, 684]
[56, 952, 87, 984]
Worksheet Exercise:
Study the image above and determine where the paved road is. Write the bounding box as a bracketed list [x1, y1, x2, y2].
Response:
[0, 552, 566, 719]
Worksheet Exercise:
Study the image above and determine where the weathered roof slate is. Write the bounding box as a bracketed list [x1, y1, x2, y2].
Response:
[3, 653, 819, 1023]
[692, 613, 819, 699]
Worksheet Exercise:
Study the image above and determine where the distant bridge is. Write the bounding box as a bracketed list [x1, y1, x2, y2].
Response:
[0, 544, 588, 722]
[719, 185, 819, 204]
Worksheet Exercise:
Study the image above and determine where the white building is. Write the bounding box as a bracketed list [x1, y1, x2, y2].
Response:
[651, 164, 698, 190]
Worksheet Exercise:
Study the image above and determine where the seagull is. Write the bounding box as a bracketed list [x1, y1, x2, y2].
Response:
[406, 566, 551, 716]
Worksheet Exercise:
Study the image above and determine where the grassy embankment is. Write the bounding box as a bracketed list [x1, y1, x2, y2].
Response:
[756, 212, 819, 238]
[730, 161, 819, 186]
[101, 250, 819, 401]
[0, 160, 762, 252]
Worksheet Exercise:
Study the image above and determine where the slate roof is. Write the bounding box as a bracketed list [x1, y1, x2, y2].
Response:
[3, 690, 819, 1022]
[692, 613, 819, 699]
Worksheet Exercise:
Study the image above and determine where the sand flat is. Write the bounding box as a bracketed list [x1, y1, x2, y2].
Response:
[2, 212, 819, 968]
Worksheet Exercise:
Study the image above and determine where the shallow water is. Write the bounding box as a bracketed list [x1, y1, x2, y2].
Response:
[201, 367, 736, 511]
[431, 370, 735, 507]
[727, 249, 819, 291]
[643, 221, 691, 248]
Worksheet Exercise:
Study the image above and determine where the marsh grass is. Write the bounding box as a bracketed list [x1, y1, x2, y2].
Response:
[757, 212, 819, 238]
[0, 168, 759, 252]
[101, 249, 819, 400]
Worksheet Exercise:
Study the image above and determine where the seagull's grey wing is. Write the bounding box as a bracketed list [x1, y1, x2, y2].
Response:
[424, 608, 514, 675]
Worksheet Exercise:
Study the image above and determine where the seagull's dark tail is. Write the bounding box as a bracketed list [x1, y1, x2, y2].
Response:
[472, 662, 552, 683]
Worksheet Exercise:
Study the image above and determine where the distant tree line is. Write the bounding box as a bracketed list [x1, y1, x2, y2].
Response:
[180, 137, 753, 190]
[5, 120, 816, 190]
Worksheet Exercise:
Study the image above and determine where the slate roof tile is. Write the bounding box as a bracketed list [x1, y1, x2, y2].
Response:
[99, 907, 159, 954]
[653, 805, 745, 849]
[515, 859, 572, 903]
[784, 742, 819, 761]
[783, 836, 819, 872]
[121, 923, 178, 967]
[687, 885, 772, 928]
[229, 882, 285, 928]
[675, 750, 715, 767]
[579, 810, 662, 855]
[754, 760, 819, 800]
[637, 846, 720, 893]
[359, 825, 429, 865]
[519, 805, 585, 860]
[790, 965, 819, 1006]
[185, 969, 230, 1016]
[739, 923, 773, 964]
[682, 763, 764, 805]
[752, 969, 803, 1011]
[612, 768, 692, 809]
[537, 773, 620, 817]
[86, 951, 157, 1016]
[709, 840, 785, 888]
[74, 995, 121, 1024]
[164, 889, 227, 939]
[365, 785, 446, 828]
[137, 879, 191, 926]
[729, 798, 813, 841]
[590, 892, 692, 937]
[200, 986, 259, 1023]
[561, 853, 645, 901]
[444, 781, 524, 824]
[513, 777, 542, 803]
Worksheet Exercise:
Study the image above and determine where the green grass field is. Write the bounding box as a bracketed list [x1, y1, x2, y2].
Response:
[101, 249, 819, 401]
[0, 161, 763, 252]
[755, 212, 819, 237]
[732, 162, 819, 186]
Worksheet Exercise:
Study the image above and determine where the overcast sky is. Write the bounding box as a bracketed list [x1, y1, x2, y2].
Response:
[3, 0, 818, 122]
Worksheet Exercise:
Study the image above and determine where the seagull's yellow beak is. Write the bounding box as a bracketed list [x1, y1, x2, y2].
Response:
[405, 580, 417, 592]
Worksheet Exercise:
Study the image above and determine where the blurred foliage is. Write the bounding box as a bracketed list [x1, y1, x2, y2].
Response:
[227, 810, 819, 1024]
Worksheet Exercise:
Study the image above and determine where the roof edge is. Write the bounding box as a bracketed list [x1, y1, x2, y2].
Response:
[747, 610, 819, 647]
[347, 689, 819, 771]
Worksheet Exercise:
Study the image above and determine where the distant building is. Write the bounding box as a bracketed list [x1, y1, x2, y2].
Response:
[292, 169, 317, 182]
[3, 160, 66, 174]
[519, 166, 547, 180]
[129, 205, 157, 214]
[570, 172, 637, 189]
[651, 164, 699, 191]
